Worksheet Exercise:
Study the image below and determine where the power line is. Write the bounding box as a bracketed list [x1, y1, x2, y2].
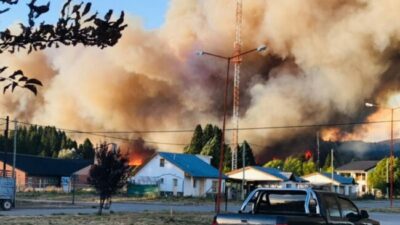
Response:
[8, 119, 399, 134]
[2, 117, 399, 147]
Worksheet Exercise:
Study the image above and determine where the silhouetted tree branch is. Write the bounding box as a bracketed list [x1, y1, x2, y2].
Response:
[0, 0, 127, 95]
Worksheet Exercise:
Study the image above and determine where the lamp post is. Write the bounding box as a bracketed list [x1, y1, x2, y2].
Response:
[365, 102, 400, 208]
[197, 45, 267, 213]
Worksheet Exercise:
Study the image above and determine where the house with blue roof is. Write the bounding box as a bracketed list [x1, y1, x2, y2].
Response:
[302, 172, 357, 197]
[131, 152, 226, 197]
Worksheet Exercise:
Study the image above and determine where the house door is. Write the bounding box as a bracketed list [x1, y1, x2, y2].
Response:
[199, 179, 205, 196]
[173, 178, 178, 196]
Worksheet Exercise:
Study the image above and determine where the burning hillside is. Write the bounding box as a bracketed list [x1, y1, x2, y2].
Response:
[1, 1, 400, 160]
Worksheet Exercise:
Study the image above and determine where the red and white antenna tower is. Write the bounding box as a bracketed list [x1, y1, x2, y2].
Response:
[232, 0, 242, 170]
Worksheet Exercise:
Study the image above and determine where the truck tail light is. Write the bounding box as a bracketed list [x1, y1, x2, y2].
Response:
[211, 216, 218, 225]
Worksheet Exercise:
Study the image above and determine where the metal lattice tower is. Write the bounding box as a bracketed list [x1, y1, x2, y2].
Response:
[232, 0, 242, 170]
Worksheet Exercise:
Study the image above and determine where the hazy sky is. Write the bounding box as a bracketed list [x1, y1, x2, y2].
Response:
[0, 0, 170, 30]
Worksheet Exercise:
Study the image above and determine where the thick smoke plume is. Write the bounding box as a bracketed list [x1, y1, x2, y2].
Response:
[1, 0, 400, 161]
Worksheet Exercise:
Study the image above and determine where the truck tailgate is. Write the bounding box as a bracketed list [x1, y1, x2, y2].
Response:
[215, 213, 284, 225]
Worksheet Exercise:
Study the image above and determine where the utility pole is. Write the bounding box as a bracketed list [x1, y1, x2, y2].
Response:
[317, 131, 320, 172]
[3, 116, 9, 177]
[386, 158, 389, 199]
[241, 142, 246, 200]
[390, 108, 394, 208]
[331, 148, 334, 192]
[12, 120, 17, 206]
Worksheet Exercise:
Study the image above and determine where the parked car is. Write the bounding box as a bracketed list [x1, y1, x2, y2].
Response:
[0, 177, 15, 210]
[212, 188, 379, 225]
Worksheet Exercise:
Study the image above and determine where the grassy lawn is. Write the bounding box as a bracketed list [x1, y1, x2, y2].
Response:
[16, 192, 222, 205]
[0, 212, 214, 225]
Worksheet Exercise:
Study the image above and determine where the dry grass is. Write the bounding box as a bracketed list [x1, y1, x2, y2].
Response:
[369, 207, 400, 213]
[17, 192, 221, 205]
[0, 212, 214, 225]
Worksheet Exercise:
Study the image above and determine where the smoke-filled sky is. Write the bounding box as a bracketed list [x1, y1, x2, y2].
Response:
[2, 0, 400, 160]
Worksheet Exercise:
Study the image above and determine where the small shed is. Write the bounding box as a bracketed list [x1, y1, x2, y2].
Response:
[227, 166, 309, 192]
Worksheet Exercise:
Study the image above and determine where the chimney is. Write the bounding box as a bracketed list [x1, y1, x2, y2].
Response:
[196, 155, 212, 164]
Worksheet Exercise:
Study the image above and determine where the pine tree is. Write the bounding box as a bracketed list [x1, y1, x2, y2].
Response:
[202, 124, 214, 146]
[237, 141, 256, 169]
[201, 136, 220, 168]
[184, 124, 203, 154]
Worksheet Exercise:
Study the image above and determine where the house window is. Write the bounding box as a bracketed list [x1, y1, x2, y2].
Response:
[193, 179, 197, 188]
[356, 173, 366, 181]
[212, 181, 218, 193]
[362, 185, 366, 193]
[159, 178, 164, 184]
[173, 178, 178, 187]
[286, 183, 292, 188]
[160, 158, 165, 167]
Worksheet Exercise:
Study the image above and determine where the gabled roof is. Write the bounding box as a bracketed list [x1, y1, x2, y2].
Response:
[159, 152, 224, 179]
[336, 161, 378, 172]
[0, 153, 92, 177]
[321, 173, 355, 185]
[252, 166, 291, 181]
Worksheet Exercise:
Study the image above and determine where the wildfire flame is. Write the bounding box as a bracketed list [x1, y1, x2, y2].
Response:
[321, 93, 400, 142]
[129, 158, 143, 167]
[305, 150, 312, 160]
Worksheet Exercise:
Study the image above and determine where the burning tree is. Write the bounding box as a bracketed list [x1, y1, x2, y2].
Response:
[0, 0, 126, 94]
[88, 143, 131, 215]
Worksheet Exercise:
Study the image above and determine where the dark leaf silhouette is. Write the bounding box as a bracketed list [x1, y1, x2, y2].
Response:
[0, 77, 6, 82]
[18, 76, 28, 82]
[26, 78, 42, 86]
[24, 84, 37, 95]
[82, 2, 91, 16]
[104, 10, 113, 21]
[0, 0, 126, 95]
[9, 70, 23, 79]
[3, 83, 11, 94]
[0, 8, 10, 14]
[11, 82, 18, 92]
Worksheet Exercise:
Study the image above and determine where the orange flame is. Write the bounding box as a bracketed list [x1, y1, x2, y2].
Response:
[129, 158, 143, 166]
[305, 150, 312, 160]
[321, 108, 398, 142]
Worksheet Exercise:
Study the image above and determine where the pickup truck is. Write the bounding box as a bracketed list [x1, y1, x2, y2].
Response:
[213, 188, 379, 225]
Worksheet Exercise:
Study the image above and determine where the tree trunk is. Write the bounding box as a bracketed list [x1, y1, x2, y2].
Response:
[98, 197, 105, 215]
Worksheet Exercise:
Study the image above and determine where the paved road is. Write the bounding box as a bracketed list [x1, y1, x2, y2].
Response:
[1, 201, 399, 225]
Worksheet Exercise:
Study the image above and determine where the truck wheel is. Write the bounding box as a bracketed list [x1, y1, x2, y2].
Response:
[2, 200, 12, 211]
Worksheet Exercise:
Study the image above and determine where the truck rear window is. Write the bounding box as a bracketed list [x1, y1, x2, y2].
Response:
[256, 191, 307, 214]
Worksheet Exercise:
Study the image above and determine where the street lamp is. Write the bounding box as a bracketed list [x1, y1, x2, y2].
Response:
[197, 45, 267, 213]
[365, 102, 400, 208]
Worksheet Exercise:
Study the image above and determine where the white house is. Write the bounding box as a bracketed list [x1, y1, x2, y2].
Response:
[302, 172, 357, 197]
[336, 161, 378, 196]
[227, 166, 309, 189]
[131, 152, 226, 197]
